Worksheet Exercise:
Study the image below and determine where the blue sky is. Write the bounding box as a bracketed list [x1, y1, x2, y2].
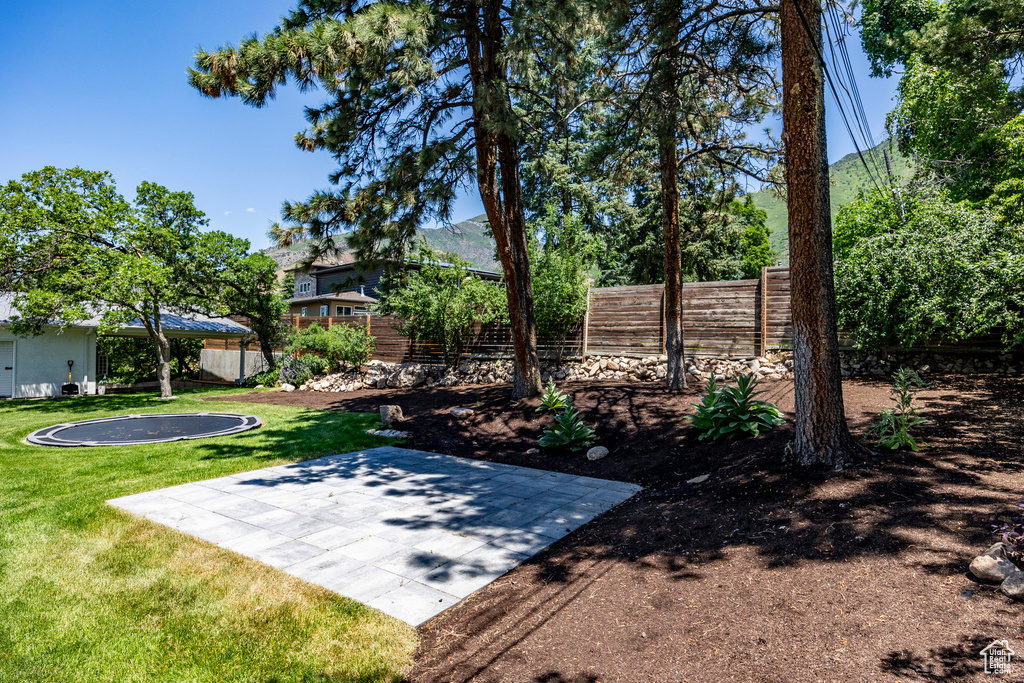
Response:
[0, 2, 899, 251]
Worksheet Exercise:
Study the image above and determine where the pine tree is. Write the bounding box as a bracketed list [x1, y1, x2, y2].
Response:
[189, 0, 600, 397]
[607, 0, 779, 390]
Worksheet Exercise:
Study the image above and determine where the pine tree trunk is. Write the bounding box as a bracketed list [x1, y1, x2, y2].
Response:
[781, 0, 857, 468]
[464, 0, 542, 399]
[661, 130, 687, 392]
[497, 134, 543, 398]
[657, 1, 687, 392]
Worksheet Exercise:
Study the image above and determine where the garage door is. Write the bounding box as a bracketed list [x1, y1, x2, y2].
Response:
[0, 342, 13, 398]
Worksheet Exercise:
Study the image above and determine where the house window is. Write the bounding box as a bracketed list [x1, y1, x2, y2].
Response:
[298, 281, 311, 294]
[97, 354, 110, 377]
[355, 306, 367, 312]
[319, 305, 328, 316]
[336, 306, 352, 316]
[300, 307, 308, 317]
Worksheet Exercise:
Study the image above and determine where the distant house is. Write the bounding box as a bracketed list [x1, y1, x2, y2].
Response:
[0, 294, 250, 399]
[287, 258, 501, 317]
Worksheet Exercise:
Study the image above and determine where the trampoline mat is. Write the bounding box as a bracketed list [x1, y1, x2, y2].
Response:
[27, 413, 262, 447]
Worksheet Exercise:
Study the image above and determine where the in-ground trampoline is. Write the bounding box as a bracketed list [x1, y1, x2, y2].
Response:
[27, 413, 262, 447]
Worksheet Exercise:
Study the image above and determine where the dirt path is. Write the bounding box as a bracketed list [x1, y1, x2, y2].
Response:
[211, 376, 1024, 681]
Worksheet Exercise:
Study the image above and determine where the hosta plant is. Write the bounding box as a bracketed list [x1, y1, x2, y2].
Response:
[538, 401, 595, 451]
[868, 367, 929, 451]
[686, 374, 784, 441]
[536, 378, 569, 412]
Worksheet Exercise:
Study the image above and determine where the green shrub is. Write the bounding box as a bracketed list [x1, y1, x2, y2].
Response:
[279, 353, 331, 386]
[285, 322, 376, 371]
[245, 367, 280, 388]
[536, 378, 569, 412]
[686, 374, 784, 440]
[376, 244, 507, 367]
[868, 367, 929, 451]
[538, 401, 596, 452]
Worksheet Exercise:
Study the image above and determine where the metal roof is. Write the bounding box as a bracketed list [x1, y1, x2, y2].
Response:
[0, 293, 251, 339]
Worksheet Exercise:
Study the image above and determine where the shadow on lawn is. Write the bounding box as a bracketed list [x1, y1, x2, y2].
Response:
[404, 376, 1024, 682]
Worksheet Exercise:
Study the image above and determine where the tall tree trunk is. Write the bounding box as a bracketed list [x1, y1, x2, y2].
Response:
[497, 134, 543, 397]
[661, 128, 687, 391]
[781, 0, 857, 468]
[657, 1, 687, 392]
[464, 0, 542, 398]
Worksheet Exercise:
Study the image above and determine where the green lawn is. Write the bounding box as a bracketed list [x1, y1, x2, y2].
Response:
[0, 389, 416, 683]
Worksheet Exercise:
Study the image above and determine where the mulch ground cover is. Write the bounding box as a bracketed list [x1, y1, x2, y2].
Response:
[210, 375, 1024, 682]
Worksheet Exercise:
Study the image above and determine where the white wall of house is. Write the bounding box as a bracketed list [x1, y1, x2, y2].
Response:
[0, 326, 97, 398]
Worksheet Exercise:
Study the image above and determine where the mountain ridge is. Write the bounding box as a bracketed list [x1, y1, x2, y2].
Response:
[262, 214, 500, 273]
[747, 139, 913, 262]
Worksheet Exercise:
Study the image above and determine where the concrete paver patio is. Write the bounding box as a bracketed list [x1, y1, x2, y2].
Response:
[108, 446, 641, 625]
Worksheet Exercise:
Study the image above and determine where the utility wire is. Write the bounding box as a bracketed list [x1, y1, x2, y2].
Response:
[789, 0, 886, 197]
[821, 7, 888, 186]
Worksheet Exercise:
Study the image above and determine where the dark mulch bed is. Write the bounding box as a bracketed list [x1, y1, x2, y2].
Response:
[209, 376, 1024, 682]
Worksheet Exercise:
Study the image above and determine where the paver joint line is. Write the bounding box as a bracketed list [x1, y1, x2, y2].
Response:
[108, 446, 640, 626]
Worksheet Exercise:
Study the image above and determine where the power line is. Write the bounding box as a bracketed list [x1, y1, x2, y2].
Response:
[789, 0, 886, 197]
[822, 6, 889, 186]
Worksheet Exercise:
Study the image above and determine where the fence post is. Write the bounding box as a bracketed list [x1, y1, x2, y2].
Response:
[759, 266, 769, 357]
[581, 286, 591, 360]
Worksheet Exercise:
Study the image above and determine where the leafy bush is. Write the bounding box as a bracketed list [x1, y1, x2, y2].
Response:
[285, 322, 376, 371]
[868, 367, 929, 451]
[987, 496, 1024, 562]
[686, 374, 784, 441]
[376, 244, 507, 367]
[529, 206, 597, 350]
[278, 353, 331, 386]
[538, 401, 596, 451]
[834, 187, 1024, 352]
[245, 367, 280, 388]
[536, 378, 569, 412]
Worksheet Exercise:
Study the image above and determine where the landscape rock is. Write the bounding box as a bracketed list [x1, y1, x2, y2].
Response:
[379, 404, 404, 426]
[983, 542, 1009, 559]
[525, 448, 540, 455]
[387, 363, 427, 388]
[687, 474, 710, 484]
[366, 429, 411, 439]
[254, 384, 264, 389]
[280, 383, 295, 392]
[1001, 572, 1024, 601]
[586, 446, 609, 461]
[969, 554, 1019, 582]
[449, 407, 475, 420]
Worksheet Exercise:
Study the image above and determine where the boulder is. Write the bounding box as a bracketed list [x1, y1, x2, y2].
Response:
[280, 383, 295, 392]
[969, 554, 1018, 582]
[586, 446, 609, 461]
[379, 404, 404, 426]
[1001, 571, 1024, 601]
[449, 407, 475, 420]
[983, 542, 1009, 559]
[606, 360, 620, 371]
[387, 363, 426, 388]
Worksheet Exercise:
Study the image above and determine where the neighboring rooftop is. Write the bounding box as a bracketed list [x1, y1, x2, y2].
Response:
[0, 294, 251, 338]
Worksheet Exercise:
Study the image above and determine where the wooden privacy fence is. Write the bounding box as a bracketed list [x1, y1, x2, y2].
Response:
[207, 266, 796, 363]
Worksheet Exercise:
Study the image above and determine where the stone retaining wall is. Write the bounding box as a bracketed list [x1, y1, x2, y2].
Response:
[288, 348, 1023, 394]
